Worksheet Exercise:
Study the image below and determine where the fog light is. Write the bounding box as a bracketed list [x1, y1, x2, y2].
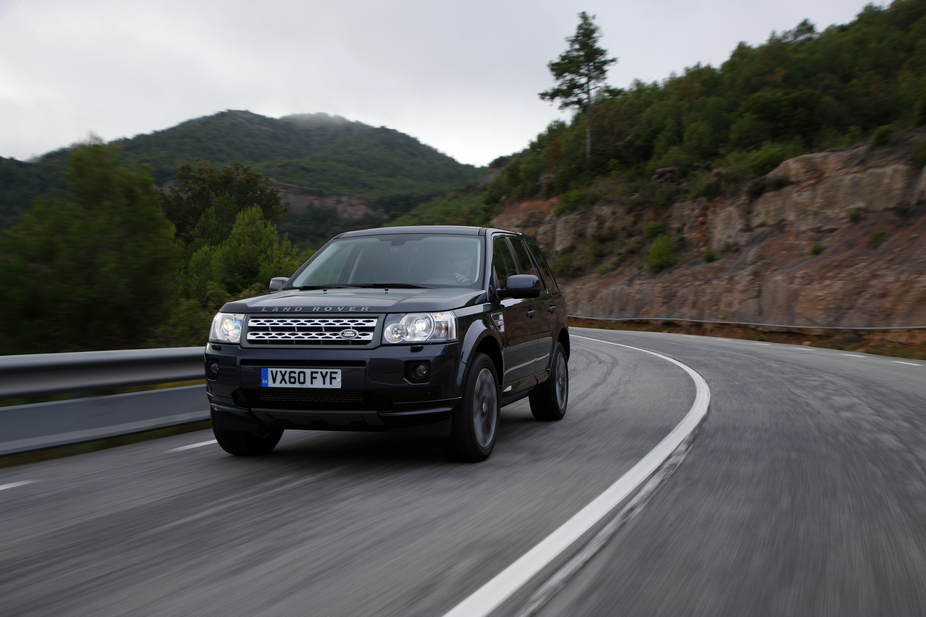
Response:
[411, 363, 429, 381]
[208, 361, 220, 378]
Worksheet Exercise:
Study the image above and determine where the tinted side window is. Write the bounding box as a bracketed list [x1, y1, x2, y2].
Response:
[492, 237, 517, 289]
[526, 240, 560, 293]
[510, 238, 542, 282]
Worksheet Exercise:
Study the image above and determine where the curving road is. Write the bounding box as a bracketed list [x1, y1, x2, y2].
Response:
[1, 328, 925, 616]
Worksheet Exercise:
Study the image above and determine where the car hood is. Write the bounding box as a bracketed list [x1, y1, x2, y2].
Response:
[220, 287, 485, 315]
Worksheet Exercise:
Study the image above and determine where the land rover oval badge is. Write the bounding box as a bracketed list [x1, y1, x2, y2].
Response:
[340, 329, 359, 339]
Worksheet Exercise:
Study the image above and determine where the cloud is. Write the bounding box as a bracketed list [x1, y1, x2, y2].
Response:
[0, 0, 868, 166]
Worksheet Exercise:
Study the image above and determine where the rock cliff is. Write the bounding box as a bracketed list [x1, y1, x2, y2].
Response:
[494, 141, 926, 329]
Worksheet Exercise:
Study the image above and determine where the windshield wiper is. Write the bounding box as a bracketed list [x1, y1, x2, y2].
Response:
[293, 285, 357, 290]
[351, 283, 427, 289]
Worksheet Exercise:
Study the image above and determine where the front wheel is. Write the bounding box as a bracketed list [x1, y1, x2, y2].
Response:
[212, 410, 284, 456]
[529, 342, 568, 421]
[443, 353, 499, 462]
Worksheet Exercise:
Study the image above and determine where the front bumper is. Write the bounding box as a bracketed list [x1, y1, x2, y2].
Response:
[204, 341, 463, 437]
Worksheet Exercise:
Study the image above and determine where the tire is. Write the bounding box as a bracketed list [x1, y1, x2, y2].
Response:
[529, 342, 568, 421]
[443, 353, 499, 462]
[212, 410, 284, 456]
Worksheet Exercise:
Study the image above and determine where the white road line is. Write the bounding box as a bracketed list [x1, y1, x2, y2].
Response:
[753, 342, 771, 346]
[441, 335, 711, 617]
[893, 361, 922, 367]
[167, 440, 217, 453]
[0, 481, 36, 492]
[842, 354, 866, 358]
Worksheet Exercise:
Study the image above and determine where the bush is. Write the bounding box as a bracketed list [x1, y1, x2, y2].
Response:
[847, 208, 862, 223]
[646, 234, 678, 273]
[872, 125, 893, 146]
[748, 142, 785, 176]
[746, 177, 768, 200]
[914, 137, 926, 169]
[703, 249, 716, 263]
[868, 230, 887, 249]
[917, 95, 926, 127]
[811, 242, 824, 255]
[554, 188, 599, 217]
[642, 221, 668, 240]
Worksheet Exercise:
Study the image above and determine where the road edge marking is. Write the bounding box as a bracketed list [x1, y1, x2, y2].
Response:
[0, 480, 37, 492]
[440, 334, 711, 617]
[167, 440, 217, 453]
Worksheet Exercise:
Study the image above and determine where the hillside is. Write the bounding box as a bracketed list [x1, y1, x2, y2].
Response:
[475, 0, 926, 340]
[495, 133, 926, 335]
[0, 110, 482, 246]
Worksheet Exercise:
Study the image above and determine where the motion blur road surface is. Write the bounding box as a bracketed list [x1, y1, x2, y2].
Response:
[1, 328, 925, 616]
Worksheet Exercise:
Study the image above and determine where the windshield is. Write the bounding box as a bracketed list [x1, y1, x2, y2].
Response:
[289, 234, 484, 289]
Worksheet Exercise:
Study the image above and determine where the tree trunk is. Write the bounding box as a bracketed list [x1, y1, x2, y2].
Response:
[585, 115, 592, 157]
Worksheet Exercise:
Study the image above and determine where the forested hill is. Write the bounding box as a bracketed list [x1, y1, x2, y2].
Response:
[0, 110, 481, 231]
[485, 0, 926, 214]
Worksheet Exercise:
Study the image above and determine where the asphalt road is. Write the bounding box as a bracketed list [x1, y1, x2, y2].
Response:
[1, 329, 924, 616]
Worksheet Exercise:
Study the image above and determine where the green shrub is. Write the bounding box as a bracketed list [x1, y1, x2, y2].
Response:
[868, 230, 887, 249]
[872, 125, 893, 146]
[811, 242, 824, 255]
[914, 137, 926, 168]
[847, 208, 862, 223]
[917, 95, 926, 127]
[748, 142, 785, 175]
[703, 249, 716, 263]
[554, 188, 599, 217]
[746, 177, 768, 200]
[642, 221, 668, 240]
[691, 170, 722, 199]
[646, 234, 678, 273]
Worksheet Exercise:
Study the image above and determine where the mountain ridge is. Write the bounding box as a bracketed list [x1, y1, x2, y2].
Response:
[0, 110, 482, 237]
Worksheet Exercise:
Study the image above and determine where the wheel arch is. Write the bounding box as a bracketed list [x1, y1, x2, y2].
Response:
[558, 328, 571, 360]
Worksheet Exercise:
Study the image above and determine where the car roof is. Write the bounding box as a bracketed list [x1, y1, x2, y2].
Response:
[336, 225, 518, 238]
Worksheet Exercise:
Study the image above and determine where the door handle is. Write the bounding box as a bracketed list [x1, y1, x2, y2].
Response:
[526, 310, 536, 318]
[548, 305, 557, 313]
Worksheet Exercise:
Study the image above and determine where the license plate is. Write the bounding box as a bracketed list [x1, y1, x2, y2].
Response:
[261, 368, 342, 389]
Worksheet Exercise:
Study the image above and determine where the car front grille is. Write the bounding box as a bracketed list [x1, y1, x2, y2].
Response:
[245, 316, 378, 347]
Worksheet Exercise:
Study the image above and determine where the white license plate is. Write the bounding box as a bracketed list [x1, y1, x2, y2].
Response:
[261, 368, 342, 389]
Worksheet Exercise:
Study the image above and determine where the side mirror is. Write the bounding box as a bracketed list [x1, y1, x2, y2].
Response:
[498, 274, 541, 299]
[269, 277, 288, 292]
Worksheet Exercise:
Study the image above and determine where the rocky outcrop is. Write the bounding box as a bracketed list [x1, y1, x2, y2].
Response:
[493, 141, 926, 329]
[280, 191, 386, 220]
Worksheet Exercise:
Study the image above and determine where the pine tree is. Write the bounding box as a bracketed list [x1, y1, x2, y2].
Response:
[540, 12, 617, 157]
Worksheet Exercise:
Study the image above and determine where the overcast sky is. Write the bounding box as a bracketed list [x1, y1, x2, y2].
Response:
[1, 0, 870, 167]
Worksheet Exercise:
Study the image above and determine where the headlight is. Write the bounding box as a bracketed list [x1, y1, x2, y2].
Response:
[383, 312, 457, 344]
[210, 313, 244, 344]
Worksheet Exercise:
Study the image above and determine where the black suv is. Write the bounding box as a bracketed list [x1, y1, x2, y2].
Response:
[204, 226, 569, 461]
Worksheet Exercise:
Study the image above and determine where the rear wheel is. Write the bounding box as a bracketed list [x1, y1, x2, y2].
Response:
[529, 342, 568, 421]
[212, 410, 284, 456]
[443, 353, 499, 462]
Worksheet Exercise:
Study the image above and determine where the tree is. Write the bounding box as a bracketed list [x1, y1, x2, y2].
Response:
[182, 206, 308, 311]
[0, 141, 179, 353]
[159, 158, 288, 245]
[540, 12, 617, 157]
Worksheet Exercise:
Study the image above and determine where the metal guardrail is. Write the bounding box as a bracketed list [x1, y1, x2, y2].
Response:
[0, 347, 205, 400]
[568, 316, 926, 331]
